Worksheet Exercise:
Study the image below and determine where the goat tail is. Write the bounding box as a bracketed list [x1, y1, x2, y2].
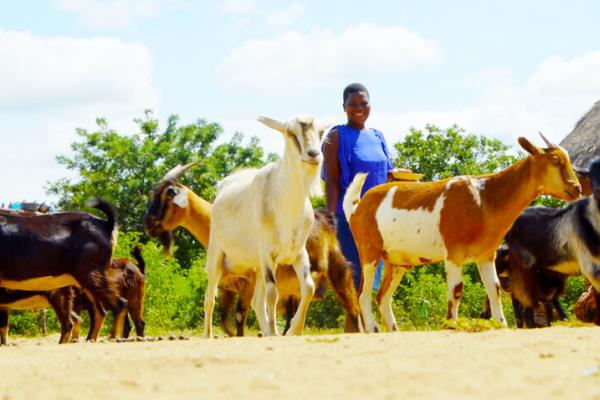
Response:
[343, 173, 368, 223]
[131, 244, 146, 275]
[90, 198, 119, 249]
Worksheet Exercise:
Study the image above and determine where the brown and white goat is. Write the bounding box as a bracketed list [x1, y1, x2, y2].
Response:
[343, 134, 581, 332]
[0, 199, 126, 341]
[144, 162, 360, 336]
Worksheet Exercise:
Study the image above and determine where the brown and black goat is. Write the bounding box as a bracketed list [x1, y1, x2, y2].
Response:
[71, 244, 146, 340]
[484, 156, 600, 328]
[0, 286, 76, 345]
[481, 246, 568, 328]
[144, 163, 360, 335]
[0, 199, 127, 341]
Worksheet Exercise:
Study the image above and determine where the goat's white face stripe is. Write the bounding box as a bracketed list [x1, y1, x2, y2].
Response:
[1, 274, 79, 291]
[173, 189, 189, 208]
[375, 187, 446, 265]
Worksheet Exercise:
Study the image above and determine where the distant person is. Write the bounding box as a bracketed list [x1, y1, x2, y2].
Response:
[321, 83, 394, 290]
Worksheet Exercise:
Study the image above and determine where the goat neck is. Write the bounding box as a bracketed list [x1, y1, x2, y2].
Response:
[272, 140, 321, 209]
[479, 156, 541, 234]
[177, 187, 212, 249]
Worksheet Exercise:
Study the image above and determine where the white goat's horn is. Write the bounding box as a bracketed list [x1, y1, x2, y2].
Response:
[538, 131, 553, 147]
[160, 160, 201, 183]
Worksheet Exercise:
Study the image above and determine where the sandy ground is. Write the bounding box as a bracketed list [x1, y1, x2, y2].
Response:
[1, 327, 600, 400]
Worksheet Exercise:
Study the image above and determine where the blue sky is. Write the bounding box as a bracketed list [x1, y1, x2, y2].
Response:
[2, 0, 600, 204]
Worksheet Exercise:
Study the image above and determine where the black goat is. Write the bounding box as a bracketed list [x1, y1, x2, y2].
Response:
[0, 199, 126, 341]
[487, 156, 600, 328]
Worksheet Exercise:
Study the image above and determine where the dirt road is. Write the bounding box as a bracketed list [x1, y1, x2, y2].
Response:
[1, 326, 600, 399]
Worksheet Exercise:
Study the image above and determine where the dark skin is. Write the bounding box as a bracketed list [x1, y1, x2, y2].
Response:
[323, 91, 394, 213]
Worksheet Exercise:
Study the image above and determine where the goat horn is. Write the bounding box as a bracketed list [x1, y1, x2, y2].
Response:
[538, 131, 554, 147]
[160, 160, 201, 182]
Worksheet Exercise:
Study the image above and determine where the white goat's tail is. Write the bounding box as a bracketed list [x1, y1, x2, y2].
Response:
[343, 173, 368, 222]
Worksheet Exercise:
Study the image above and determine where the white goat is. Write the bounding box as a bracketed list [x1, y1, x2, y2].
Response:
[203, 115, 330, 337]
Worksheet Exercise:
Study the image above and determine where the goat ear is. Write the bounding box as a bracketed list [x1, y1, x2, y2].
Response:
[518, 137, 543, 156]
[257, 116, 287, 133]
[172, 188, 189, 209]
[317, 118, 335, 139]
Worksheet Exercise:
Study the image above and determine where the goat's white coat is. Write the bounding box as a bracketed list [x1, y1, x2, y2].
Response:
[203, 116, 329, 337]
[375, 187, 446, 265]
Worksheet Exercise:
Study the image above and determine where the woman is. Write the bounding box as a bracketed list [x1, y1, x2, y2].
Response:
[322, 83, 394, 290]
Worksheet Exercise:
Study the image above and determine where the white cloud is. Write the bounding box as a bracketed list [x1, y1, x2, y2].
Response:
[221, 1, 304, 31]
[220, 0, 256, 14]
[0, 28, 159, 203]
[0, 29, 159, 113]
[54, 0, 161, 30]
[264, 3, 304, 30]
[215, 22, 441, 93]
[372, 52, 600, 151]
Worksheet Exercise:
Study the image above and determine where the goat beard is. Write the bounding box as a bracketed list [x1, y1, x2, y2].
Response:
[157, 230, 174, 255]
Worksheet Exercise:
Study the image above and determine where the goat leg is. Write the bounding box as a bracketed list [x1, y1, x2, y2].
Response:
[552, 298, 569, 321]
[543, 301, 554, 326]
[282, 297, 299, 335]
[512, 297, 524, 328]
[0, 310, 8, 345]
[522, 306, 536, 328]
[219, 289, 237, 337]
[327, 250, 361, 333]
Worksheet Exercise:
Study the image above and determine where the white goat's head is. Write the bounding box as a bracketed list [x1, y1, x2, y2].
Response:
[257, 116, 332, 167]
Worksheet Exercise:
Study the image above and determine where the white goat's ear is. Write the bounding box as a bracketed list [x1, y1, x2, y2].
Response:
[257, 116, 287, 133]
[172, 188, 189, 208]
[317, 118, 336, 139]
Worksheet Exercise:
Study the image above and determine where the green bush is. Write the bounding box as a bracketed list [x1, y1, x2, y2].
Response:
[4, 231, 589, 338]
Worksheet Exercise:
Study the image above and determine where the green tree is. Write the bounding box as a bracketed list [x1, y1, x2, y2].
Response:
[47, 110, 268, 264]
[393, 124, 518, 180]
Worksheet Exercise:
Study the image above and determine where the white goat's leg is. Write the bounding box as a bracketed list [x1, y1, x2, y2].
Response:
[477, 259, 507, 326]
[378, 265, 406, 332]
[203, 247, 224, 338]
[286, 249, 315, 336]
[254, 262, 271, 336]
[359, 261, 379, 333]
[445, 261, 463, 322]
[265, 262, 279, 336]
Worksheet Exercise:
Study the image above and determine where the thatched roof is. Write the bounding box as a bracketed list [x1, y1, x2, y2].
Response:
[560, 100, 600, 167]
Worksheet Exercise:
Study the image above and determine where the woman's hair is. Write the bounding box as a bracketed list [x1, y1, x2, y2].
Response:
[343, 83, 370, 104]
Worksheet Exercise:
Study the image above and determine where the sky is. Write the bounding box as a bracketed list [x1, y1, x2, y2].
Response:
[1, 0, 600, 204]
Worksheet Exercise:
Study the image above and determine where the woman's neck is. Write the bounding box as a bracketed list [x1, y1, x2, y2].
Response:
[346, 121, 366, 130]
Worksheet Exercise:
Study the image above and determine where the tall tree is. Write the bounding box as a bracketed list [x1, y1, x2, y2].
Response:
[47, 110, 268, 264]
[393, 124, 518, 180]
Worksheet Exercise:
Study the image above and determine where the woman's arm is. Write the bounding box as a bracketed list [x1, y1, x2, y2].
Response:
[322, 129, 341, 214]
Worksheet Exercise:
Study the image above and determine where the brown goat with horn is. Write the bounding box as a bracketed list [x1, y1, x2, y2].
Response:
[144, 162, 360, 335]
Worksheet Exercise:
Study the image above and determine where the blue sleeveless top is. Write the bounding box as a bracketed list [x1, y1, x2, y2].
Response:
[323, 124, 393, 215]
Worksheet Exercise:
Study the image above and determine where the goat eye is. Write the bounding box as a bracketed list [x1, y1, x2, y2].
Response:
[166, 187, 177, 197]
[552, 156, 561, 165]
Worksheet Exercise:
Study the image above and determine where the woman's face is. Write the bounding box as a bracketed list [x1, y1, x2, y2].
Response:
[344, 91, 370, 129]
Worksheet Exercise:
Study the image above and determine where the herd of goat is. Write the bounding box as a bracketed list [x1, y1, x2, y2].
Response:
[0, 115, 599, 344]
